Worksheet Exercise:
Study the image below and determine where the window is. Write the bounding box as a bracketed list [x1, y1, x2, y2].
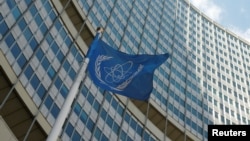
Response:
[51, 104, 60, 118]
[80, 110, 88, 123]
[35, 14, 43, 26]
[48, 66, 56, 79]
[30, 74, 40, 90]
[17, 54, 27, 69]
[86, 119, 94, 131]
[87, 93, 94, 104]
[29, 37, 38, 51]
[41, 57, 50, 70]
[69, 69, 76, 80]
[45, 95, 53, 109]
[37, 84, 46, 99]
[60, 84, 69, 98]
[100, 109, 107, 120]
[11, 44, 21, 57]
[5, 34, 15, 47]
[24, 28, 32, 41]
[112, 122, 119, 134]
[93, 101, 100, 111]
[18, 18, 27, 29]
[72, 131, 81, 141]
[24, 65, 34, 79]
[36, 48, 44, 60]
[65, 123, 74, 137]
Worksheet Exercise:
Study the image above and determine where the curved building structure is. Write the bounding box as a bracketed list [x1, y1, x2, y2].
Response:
[0, 0, 250, 141]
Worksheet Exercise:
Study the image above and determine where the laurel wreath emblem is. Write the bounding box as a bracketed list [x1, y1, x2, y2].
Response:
[94, 55, 143, 91]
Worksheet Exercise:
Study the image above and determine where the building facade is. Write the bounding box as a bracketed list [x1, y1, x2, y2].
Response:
[0, 0, 250, 141]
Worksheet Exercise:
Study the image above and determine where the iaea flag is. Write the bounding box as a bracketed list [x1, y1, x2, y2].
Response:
[86, 34, 169, 100]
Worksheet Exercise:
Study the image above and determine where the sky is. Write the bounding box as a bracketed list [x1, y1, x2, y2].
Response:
[189, 0, 250, 43]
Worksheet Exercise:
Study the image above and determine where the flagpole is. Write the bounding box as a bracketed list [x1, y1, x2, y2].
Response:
[46, 58, 89, 141]
[46, 27, 103, 141]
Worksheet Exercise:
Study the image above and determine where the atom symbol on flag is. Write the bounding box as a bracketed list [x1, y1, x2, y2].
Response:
[104, 61, 133, 83]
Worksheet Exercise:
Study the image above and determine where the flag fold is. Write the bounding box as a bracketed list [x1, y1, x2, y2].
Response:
[86, 34, 169, 100]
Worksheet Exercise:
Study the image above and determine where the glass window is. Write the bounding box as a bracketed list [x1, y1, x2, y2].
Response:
[36, 48, 44, 60]
[48, 66, 56, 79]
[55, 77, 62, 90]
[37, 84, 46, 99]
[94, 127, 101, 140]
[143, 132, 150, 141]
[86, 119, 94, 131]
[30, 74, 39, 90]
[24, 28, 32, 41]
[74, 103, 81, 115]
[63, 60, 70, 72]
[101, 109, 107, 120]
[124, 112, 130, 123]
[76, 53, 83, 63]
[70, 45, 77, 57]
[25, 0, 32, 5]
[120, 130, 126, 141]
[136, 125, 143, 135]
[51, 42, 59, 54]
[130, 118, 136, 130]
[40, 23, 48, 34]
[41, 57, 50, 70]
[93, 101, 100, 111]
[29, 5, 38, 16]
[112, 122, 119, 134]
[11, 43, 21, 57]
[81, 86, 88, 97]
[24, 65, 34, 79]
[72, 131, 81, 141]
[45, 95, 53, 109]
[60, 84, 69, 98]
[186, 117, 191, 126]
[60, 28, 67, 39]
[17, 54, 27, 69]
[29, 37, 38, 51]
[111, 99, 118, 108]
[18, 18, 27, 29]
[12, 7, 21, 20]
[80, 110, 88, 123]
[5, 33, 15, 47]
[6, 0, 16, 8]
[0, 20, 8, 36]
[105, 93, 112, 102]
[180, 112, 185, 121]
[101, 134, 108, 141]
[49, 11, 56, 21]
[51, 104, 60, 118]
[55, 20, 62, 31]
[44, 1, 52, 13]
[106, 115, 113, 127]
[65, 36, 72, 47]
[87, 94, 94, 104]
[117, 105, 124, 116]
[46, 33, 53, 44]
[69, 69, 76, 80]
[57, 51, 64, 63]
[35, 14, 43, 26]
[65, 123, 74, 137]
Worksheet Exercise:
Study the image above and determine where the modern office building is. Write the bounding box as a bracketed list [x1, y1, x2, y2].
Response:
[1, 0, 250, 141]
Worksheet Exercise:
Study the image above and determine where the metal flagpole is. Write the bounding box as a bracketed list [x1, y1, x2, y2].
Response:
[46, 27, 103, 141]
[46, 58, 89, 141]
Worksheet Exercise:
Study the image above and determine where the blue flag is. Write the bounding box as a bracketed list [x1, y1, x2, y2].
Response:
[86, 34, 169, 100]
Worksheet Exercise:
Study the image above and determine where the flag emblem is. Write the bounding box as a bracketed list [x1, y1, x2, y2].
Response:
[94, 55, 144, 91]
